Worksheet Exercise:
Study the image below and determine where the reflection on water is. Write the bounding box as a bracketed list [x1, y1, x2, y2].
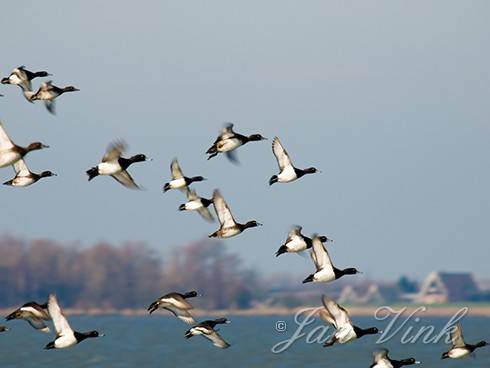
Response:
[0, 315, 489, 367]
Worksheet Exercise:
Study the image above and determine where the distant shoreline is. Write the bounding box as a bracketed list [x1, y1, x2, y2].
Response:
[2, 304, 489, 317]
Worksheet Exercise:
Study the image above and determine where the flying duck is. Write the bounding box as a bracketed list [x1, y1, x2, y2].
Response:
[441, 323, 488, 359]
[320, 295, 379, 346]
[206, 123, 266, 162]
[179, 189, 214, 222]
[276, 226, 333, 257]
[370, 349, 420, 368]
[148, 290, 199, 325]
[0, 325, 7, 332]
[163, 159, 206, 192]
[5, 301, 51, 333]
[185, 318, 231, 349]
[303, 235, 360, 284]
[29, 80, 79, 114]
[1, 66, 51, 92]
[209, 189, 262, 238]
[269, 137, 318, 185]
[0, 121, 49, 168]
[3, 159, 56, 187]
[45, 294, 103, 349]
[86, 141, 150, 189]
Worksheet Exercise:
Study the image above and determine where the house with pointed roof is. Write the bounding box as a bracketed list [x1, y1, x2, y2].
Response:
[416, 271, 479, 304]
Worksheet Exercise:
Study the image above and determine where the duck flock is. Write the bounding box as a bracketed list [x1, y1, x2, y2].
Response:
[0, 65, 488, 365]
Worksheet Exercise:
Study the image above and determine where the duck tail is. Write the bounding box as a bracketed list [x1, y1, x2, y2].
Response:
[275, 245, 288, 257]
[86, 167, 98, 181]
[3, 179, 13, 186]
[5, 311, 18, 320]
[184, 329, 193, 339]
[44, 341, 55, 350]
[302, 274, 314, 284]
[147, 301, 159, 314]
[206, 145, 217, 155]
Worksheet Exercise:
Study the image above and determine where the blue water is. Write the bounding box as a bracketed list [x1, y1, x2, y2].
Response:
[1, 315, 489, 367]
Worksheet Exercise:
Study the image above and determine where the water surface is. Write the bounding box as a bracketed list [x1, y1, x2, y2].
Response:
[1, 315, 489, 367]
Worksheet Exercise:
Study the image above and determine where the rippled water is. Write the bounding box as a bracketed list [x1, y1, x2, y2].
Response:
[1, 315, 489, 367]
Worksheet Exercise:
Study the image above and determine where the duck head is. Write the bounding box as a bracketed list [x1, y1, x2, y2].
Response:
[41, 171, 57, 178]
[27, 142, 49, 152]
[342, 267, 361, 275]
[190, 175, 206, 182]
[304, 167, 319, 174]
[86, 330, 103, 338]
[130, 154, 151, 162]
[248, 134, 267, 142]
[244, 220, 262, 229]
[184, 290, 199, 298]
[62, 86, 80, 93]
[365, 327, 380, 335]
[400, 358, 420, 365]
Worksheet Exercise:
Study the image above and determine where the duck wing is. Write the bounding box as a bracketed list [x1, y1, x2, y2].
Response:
[112, 170, 140, 189]
[170, 158, 184, 179]
[13, 159, 31, 177]
[160, 293, 194, 310]
[20, 303, 50, 320]
[322, 295, 352, 330]
[219, 123, 236, 139]
[203, 329, 231, 349]
[44, 100, 56, 114]
[212, 190, 237, 228]
[185, 188, 198, 201]
[26, 317, 50, 333]
[272, 137, 294, 171]
[311, 236, 333, 271]
[198, 207, 215, 222]
[450, 323, 466, 348]
[372, 349, 390, 364]
[47, 294, 74, 338]
[14, 68, 32, 91]
[163, 306, 196, 325]
[0, 122, 15, 150]
[102, 141, 126, 162]
[287, 226, 303, 241]
[225, 150, 239, 164]
[318, 308, 336, 328]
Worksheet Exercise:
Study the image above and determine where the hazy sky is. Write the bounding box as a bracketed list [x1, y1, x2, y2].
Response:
[1, 1, 489, 280]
